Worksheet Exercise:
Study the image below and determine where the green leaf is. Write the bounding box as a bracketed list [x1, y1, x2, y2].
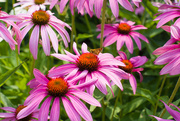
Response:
[122, 97, 146, 116]
[0, 92, 14, 107]
[0, 61, 24, 87]
[75, 34, 93, 41]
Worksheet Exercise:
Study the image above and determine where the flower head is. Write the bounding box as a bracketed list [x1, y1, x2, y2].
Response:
[20, 68, 101, 121]
[115, 51, 148, 94]
[89, 0, 142, 18]
[0, 104, 39, 120]
[17, 10, 71, 59]
[14, 0, 51, 13]
[97, 20, 148, 53]
[0, 10, 21, 50]
[150, 100, 180, 121]
[48, 42, 128, 95]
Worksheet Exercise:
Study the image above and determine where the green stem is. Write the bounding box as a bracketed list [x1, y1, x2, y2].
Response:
[111, 90, 121, 121]
[5, 0, 8, 12]
[84, 14, 92, 33]
[102, 98, 106, 121]
[159, 76, 180, 118]
[12, 0, 15, 14]
[153, 75, 167, 115]
[29, 57, 35, 80]
[100, 0, 107, 48]
[70, 10, 76, 52]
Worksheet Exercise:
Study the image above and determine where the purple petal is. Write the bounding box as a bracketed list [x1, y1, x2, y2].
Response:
[33, 68, 49, 84]
[38, 97, 52, 121]
[69, 90, 101, 107]
[103, 33, 118, 47]
[129, 74, 137, 94]
[41, 25, 50, 55]
[170, 25, 180, 39]
[118, 0, 134, 11]
[0, 113, 15, 118]
[109, 0, 119, 17]
[0, 107, 15, 112]
[45, 25, 58, 53]
[61, 97, 81, 121]
[50, 97, 60, 121]
[67, 94, 93, 121]
[160, 100, 180, 121]
[29, 25, 39, 60]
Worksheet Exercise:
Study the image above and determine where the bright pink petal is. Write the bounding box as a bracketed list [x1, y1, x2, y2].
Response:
[117, 0, 134, 11]
[109, 0, 119, 17]
[61, 97, 81, 121]
[125, 35, 133, 53]
[67, 94, 93, 121]
[38, 97, 52, 121]
[50, 97, 60, 121]
[170, 25, 180, 39]
[129, 74, 137, 94]
[46, 25, 58, 53]
[69, 90, 101, 107]
[0, 107, 15, 112]
[0, 113, 15, 118]
[161, 100, 180, 121]
[33, 68, 49, 84]
[41, 25, 50, 55]
[29, 25, 39, 59]
[103, 33, 118, 47]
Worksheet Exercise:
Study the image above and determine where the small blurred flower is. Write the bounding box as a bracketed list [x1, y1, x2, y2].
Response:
[48, 42, 128, 95]
[150, 100, 180, 121]
[0, 104, 39, 121]
[17, 10, 71, 59]
[21, 68, 101, 121]
[14, 0, 51, 13]
[0, 10, 21, 50]
[89, 0, 142, 18]
[97, 20, 148, 53]
[115, 51, 148, 94]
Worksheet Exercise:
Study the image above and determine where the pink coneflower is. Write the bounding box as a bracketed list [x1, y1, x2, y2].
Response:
[0, 10, 21, 50]
[19, 68, 101, 121]
[97, 20, 148, 53]
[115, 51, 148, 94]
[153, 43, 180, 75]
[161, 18, 180, 45]
[49, 0, 93, 16]
[14, 0, 51, 13]
[89, 0, 142, 18]
[154, 0, 180, 28]
[150, 100, 180, 121]
[17, 10, 71, 59]
[48, 42, 128, 95]
[0, 104, 39, 121]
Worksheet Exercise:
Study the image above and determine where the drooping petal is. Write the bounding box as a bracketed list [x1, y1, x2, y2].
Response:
[68, 90, 101, 107]
[38, 97, 52, 121]
[33, 68, 49, 84]
[41, 25, 50, 56]
[129, 74, 137, 94]
[29, 25, 39, 59]
[61, 97, 81, 121]
[67, 94, 93, 121]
